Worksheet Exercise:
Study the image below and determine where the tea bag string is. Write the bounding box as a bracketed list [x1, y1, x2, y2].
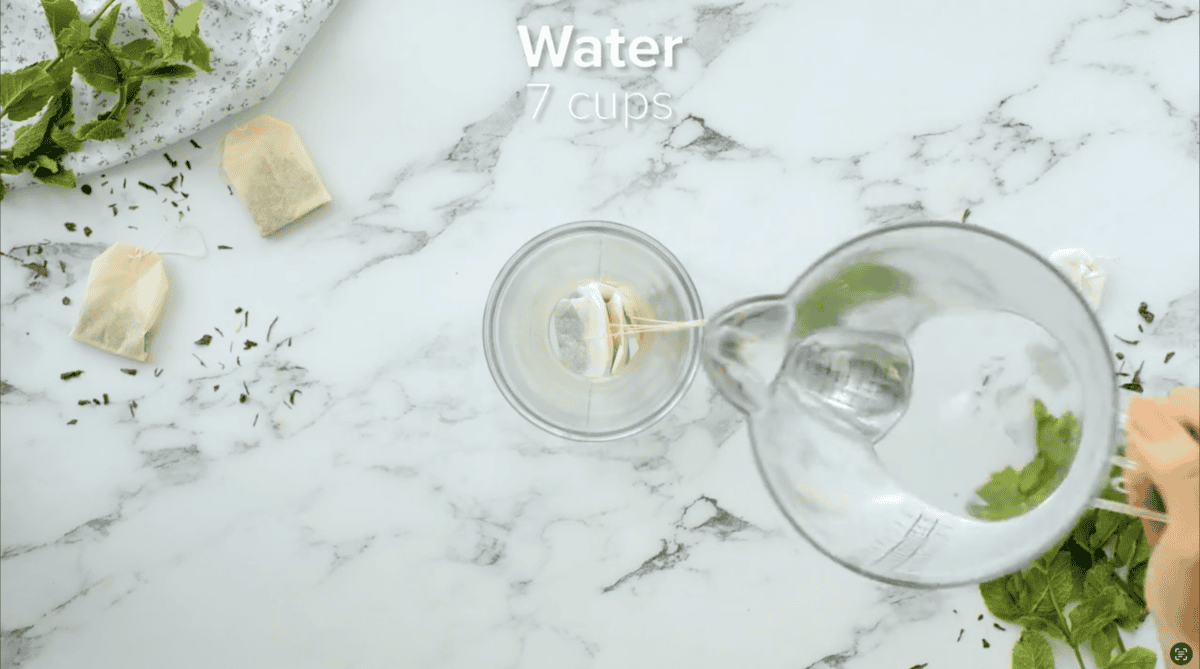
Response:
[584, 316, 707, 340]
[131, 223, 208, 259]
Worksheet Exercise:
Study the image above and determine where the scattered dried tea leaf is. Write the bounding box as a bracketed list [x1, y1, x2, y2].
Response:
[1137, 302, 1153, 323]
[60, 370, 83, 380]
[195, 334, 212, 345]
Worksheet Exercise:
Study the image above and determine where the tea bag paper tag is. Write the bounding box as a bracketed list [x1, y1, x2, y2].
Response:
[69, 242, 169, 362]
[1049, 248, 1109, 310]
[221, 114, 332, 237]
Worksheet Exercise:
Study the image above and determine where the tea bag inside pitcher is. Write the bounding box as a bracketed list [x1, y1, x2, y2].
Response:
[222, 114, 332, 237]
[69, 242, 169, 361]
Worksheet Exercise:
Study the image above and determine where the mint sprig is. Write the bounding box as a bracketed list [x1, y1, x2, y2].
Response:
[0, 0, 213, 201]
[971, 402, 1158, 669]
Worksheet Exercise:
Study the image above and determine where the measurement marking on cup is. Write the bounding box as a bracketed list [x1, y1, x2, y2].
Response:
[871, 514, 937, 569]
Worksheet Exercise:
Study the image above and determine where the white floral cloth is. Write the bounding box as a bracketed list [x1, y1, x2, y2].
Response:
[0, 0, 341, 191]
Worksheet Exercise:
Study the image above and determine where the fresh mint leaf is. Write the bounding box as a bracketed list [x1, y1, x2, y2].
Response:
[794, 262, 913, 337]
[182, 33, 211, 72]
[12, 105, 57, 159]
[1015, 611, 1070, 644]
[1018, 457, 1046, 494]
[95, 3, 122, 46]
[0, 155, 18, 174]
[1011, 629, 1054, 669]
[73, 46, 123, 94]
[32, 163, 75, 188]
[76, 118, 124, 141]
[135, 0, 170, 38]
[40, 0, 83, 49]
[1106, 647, 1156, 669]
[50, 125, 83, 152]
[1047, 550, 1084, 607]
[981, 576, 1024, 622]
[172, 1, 203, 37]
[1091, 510, 1124, 550]
[0, 62, 69, 122]
[137, 63, 196, 80]
[1089, 622, 1121, 668]
[1068, 595, 1121, 644]
[60, 19, 92, 50]
[1113, 521, 1141, 568]
[975, 466, 1023, 508]
[115, 37, 157, 63]
[1084, 560, 1117, 598]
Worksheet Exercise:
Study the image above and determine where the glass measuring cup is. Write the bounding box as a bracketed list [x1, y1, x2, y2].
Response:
[701, 221, 1168, 587]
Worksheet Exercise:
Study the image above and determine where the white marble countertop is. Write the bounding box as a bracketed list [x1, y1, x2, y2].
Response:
[2, 1, 1198, 667]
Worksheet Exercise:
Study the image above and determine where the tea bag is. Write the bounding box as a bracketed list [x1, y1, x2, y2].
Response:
[1049, 248, 1111, 310]
[69, 242, 169, 361]
[551, 281, 643, 377]
[222, 114, 331, 236]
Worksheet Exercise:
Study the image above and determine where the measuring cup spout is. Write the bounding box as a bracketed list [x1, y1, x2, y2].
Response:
[701, 296, 793, 415]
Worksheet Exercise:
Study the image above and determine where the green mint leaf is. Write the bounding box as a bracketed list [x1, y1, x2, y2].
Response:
[0, 62, 71, 123]
[1106, 647, 1156, 669]
[0, 179, 6, 201]
[35, 154, 58, 171]
[1071, 509, 1099, 552]
[0, 155, 19, 174]
[1023, 564, 1056, 615]
[137, 63, 196, 80]
[1018, 456, 1046, 494]
[172, 1, 203, 37]
[1015, 611, 1071, 644]
[77, 118, 124, 141]
[95, 2, 122, 46]
[115, 38, 157, 63]
[975, 466, 1023, 508]
[794, 262, 913, 337]
[1068, 595, 1121, 643]
[72, 46, 123, 94]
[134, 0, 176, 57]
[32, 162, 75, 188]
[1113, 521, 1140, 568]
[50, 125, 83, 152]
[12, 106, 57, 159]
[59, 19, 92, 50]
[40, 0, 82, 50]
[1047, 550, 1084, 607]
[1084, 560, 1117, 599]
[1091, 510, 1124, 550]
[135, 0, 170, 35]
[1011, 629, 1054, 669]
[1088, 621, 1122, 668]
[981, 576, 1024, 623]
[183, 33, 212, 72]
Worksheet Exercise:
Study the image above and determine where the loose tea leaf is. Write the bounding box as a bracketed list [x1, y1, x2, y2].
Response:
[194, 334, 211, 345]
[120, 368, 136, 375]
[60, 370, 83, 379]
[1136, 302, 1153, 323]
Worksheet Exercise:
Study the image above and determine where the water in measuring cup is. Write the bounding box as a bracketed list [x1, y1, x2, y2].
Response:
[774, 308, 1082, 517]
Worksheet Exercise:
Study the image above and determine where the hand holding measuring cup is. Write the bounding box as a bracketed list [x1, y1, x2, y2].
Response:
[1123, 386, 1199, 667]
